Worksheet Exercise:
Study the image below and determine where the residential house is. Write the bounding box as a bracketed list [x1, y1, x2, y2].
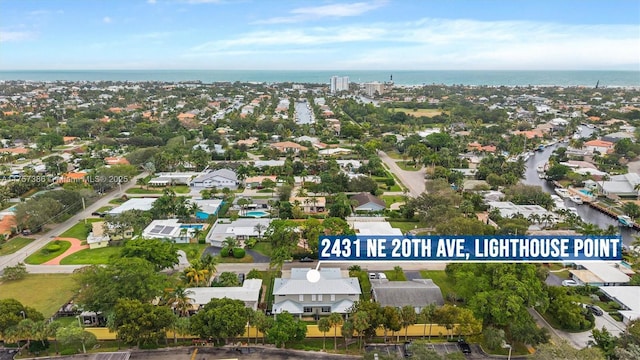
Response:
[371, 279, 444, 313]
[191, 169, 238, 189]
[487, 201, 557, 224]
[270, 141, 308, 154]
[142, 219, 201, 244]
[597, 173, 640, 198]
[104, 157, 130, 165]
[190, 198, 224, 220]
[187, 279, 263, 311]
[58, 171, 87, 184]
[272, 268, 361, 317]
[148, 172, 197, 186]
[107, 198, 156, 215]
[583, 139, 614, 154]
[290, 196, 326, 213]
[244, 175, 278, 189]
[206, 218, 272, 247]
[87, 221, 133, 249]
[600, 286, 640, 324]
[351, 193, 386, 212]
[569, 262, 631, 287]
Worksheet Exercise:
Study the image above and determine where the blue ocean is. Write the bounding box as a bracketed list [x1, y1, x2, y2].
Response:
[0, 70, 638, 87]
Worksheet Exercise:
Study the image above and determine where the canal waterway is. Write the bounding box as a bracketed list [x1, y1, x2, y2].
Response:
[521, 126, 638, 246]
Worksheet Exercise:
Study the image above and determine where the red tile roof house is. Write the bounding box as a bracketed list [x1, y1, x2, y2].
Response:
[104, 157, 130, 165]
[583, 139, 615, 154]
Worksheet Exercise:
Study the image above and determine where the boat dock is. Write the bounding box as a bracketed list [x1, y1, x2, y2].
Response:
[587, 201, 640, 231]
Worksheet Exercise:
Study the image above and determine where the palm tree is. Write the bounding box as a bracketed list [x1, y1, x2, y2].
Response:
[352, 311, 369, 350]
[222, 236, 238, 255]
[254, 223, 266, 240]
[183, 265, 209, 287]
[166, 286, 194, 317]
[318, 317, 331, 351]
[328, 312, 343, 351]
[189, 202, 202, 220]
[400, 305, 417, 341]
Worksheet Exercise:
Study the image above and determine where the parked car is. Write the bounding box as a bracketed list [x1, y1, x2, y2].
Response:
[457, 339, 472, 354]
[562, 279, 579, 287]
[369, 272, 377, 280]
[299, 257, 313, 262]
[586, 304, 604, 316]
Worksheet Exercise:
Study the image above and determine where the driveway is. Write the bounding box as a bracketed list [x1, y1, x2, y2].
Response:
[378, 151, 426, 198]
[404, 271, 422, 280]
[203, 246, 270, 263]
[545, 273, 563, 286]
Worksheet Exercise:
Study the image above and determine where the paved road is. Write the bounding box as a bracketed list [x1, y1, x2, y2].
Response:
[378, 151, 426, 198]
[0, 172, 147, 272]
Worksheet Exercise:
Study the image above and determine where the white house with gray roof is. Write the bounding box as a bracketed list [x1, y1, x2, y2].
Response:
[272, 268, 361, 317]
[371, 279, 444, 313]
[190, 169, 238, 189]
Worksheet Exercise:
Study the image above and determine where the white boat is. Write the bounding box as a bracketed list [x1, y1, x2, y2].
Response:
[618, 215, 634, 227]
[536, 162, 547, 173]
[569, 195, 583, 205]
[554, 188, 571, 198]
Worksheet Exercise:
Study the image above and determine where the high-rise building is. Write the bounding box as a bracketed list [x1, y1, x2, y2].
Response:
[330, 76, 350, 94]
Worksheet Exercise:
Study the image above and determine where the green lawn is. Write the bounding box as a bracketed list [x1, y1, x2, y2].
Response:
[397, 161, 422, 171]
[126, 187, 163, 194]
[260, 270, 281, 311]
[389, 221, 428, 233]
[0, 237, 34, 256]
[172, 185, 190, 194]
[24, 240, 72, 264]
[174, 243, 209, 262]
[59, 219, 102, 240]
[381, 195, 405, 207]
[0, 274, 77, 317]
[219, 254, 255, 263]
[420, 270, 456, 302]
[393, 108, 446, 118]
[252, 242, 273, 257]
[109, 197, 126, 204]
[95, 205, 113, 213]
[384, 269, 407, 281]
[59, 246, 122, 265]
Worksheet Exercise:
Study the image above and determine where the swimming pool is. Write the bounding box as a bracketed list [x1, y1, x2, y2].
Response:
[579, 189, 594, 196]
[244, 210, 269, 218]
[179, 224, 204, 230]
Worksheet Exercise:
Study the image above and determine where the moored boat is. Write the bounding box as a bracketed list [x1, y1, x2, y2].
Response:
[618, 215, 634, 227]
[569, 195, 583, 205]
[554, 188, 571, 198]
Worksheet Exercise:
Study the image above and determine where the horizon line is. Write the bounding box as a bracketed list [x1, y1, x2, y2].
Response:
[0, 68, 638, 72]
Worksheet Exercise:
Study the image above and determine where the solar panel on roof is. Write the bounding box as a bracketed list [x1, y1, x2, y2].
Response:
[151, 225, 164, 233]
[160, 226, 174, 235]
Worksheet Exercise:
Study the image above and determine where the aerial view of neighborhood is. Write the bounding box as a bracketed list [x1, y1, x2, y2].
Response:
[1, 1, 639, 360]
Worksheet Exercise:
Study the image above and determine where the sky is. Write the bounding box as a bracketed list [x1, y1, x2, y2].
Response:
[0, 0, 639, 71]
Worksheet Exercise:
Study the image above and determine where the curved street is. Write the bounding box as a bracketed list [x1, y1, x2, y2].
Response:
[378, 150, 426, 198]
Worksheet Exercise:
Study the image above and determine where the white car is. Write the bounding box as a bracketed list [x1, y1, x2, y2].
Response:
[562, 279, 579, 287]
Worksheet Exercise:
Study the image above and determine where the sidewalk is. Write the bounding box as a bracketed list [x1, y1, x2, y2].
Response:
[43, 237, 88, 265]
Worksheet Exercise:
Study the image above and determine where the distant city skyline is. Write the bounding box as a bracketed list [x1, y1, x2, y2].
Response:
[0, 0, 638, 71]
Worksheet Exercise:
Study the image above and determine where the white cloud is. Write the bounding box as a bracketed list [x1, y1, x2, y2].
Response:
[0, 31, 34, 42]
[190, 17, 640, 70]
[255, 0, 387, 24]
[103, 16, 112, 24]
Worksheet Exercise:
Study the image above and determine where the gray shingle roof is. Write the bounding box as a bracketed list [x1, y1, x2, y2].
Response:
[371, 279, 444, 308]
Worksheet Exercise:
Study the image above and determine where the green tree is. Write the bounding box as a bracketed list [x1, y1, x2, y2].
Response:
[419, 304, 437, 341]
[190, 298, 248, 344]
[381, 306, 402, 342]
[121, 238, 179, 271]
[56, 325, 97, 354]
[75, 257, 168, 312]
[534, 339, 605, 360]
[482, 326, 505, 351]
[0, 299, 44, 337]
[216, 271, 241, 287]
[1, 262, 27, 281]
[328, 312, 344, 351]
[352, 311, 370, 350]
[318, 317, 331, 351]
[111, 298, 174, 347]
[265, 311, 307, 348]
[400, 305, 417, 341]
